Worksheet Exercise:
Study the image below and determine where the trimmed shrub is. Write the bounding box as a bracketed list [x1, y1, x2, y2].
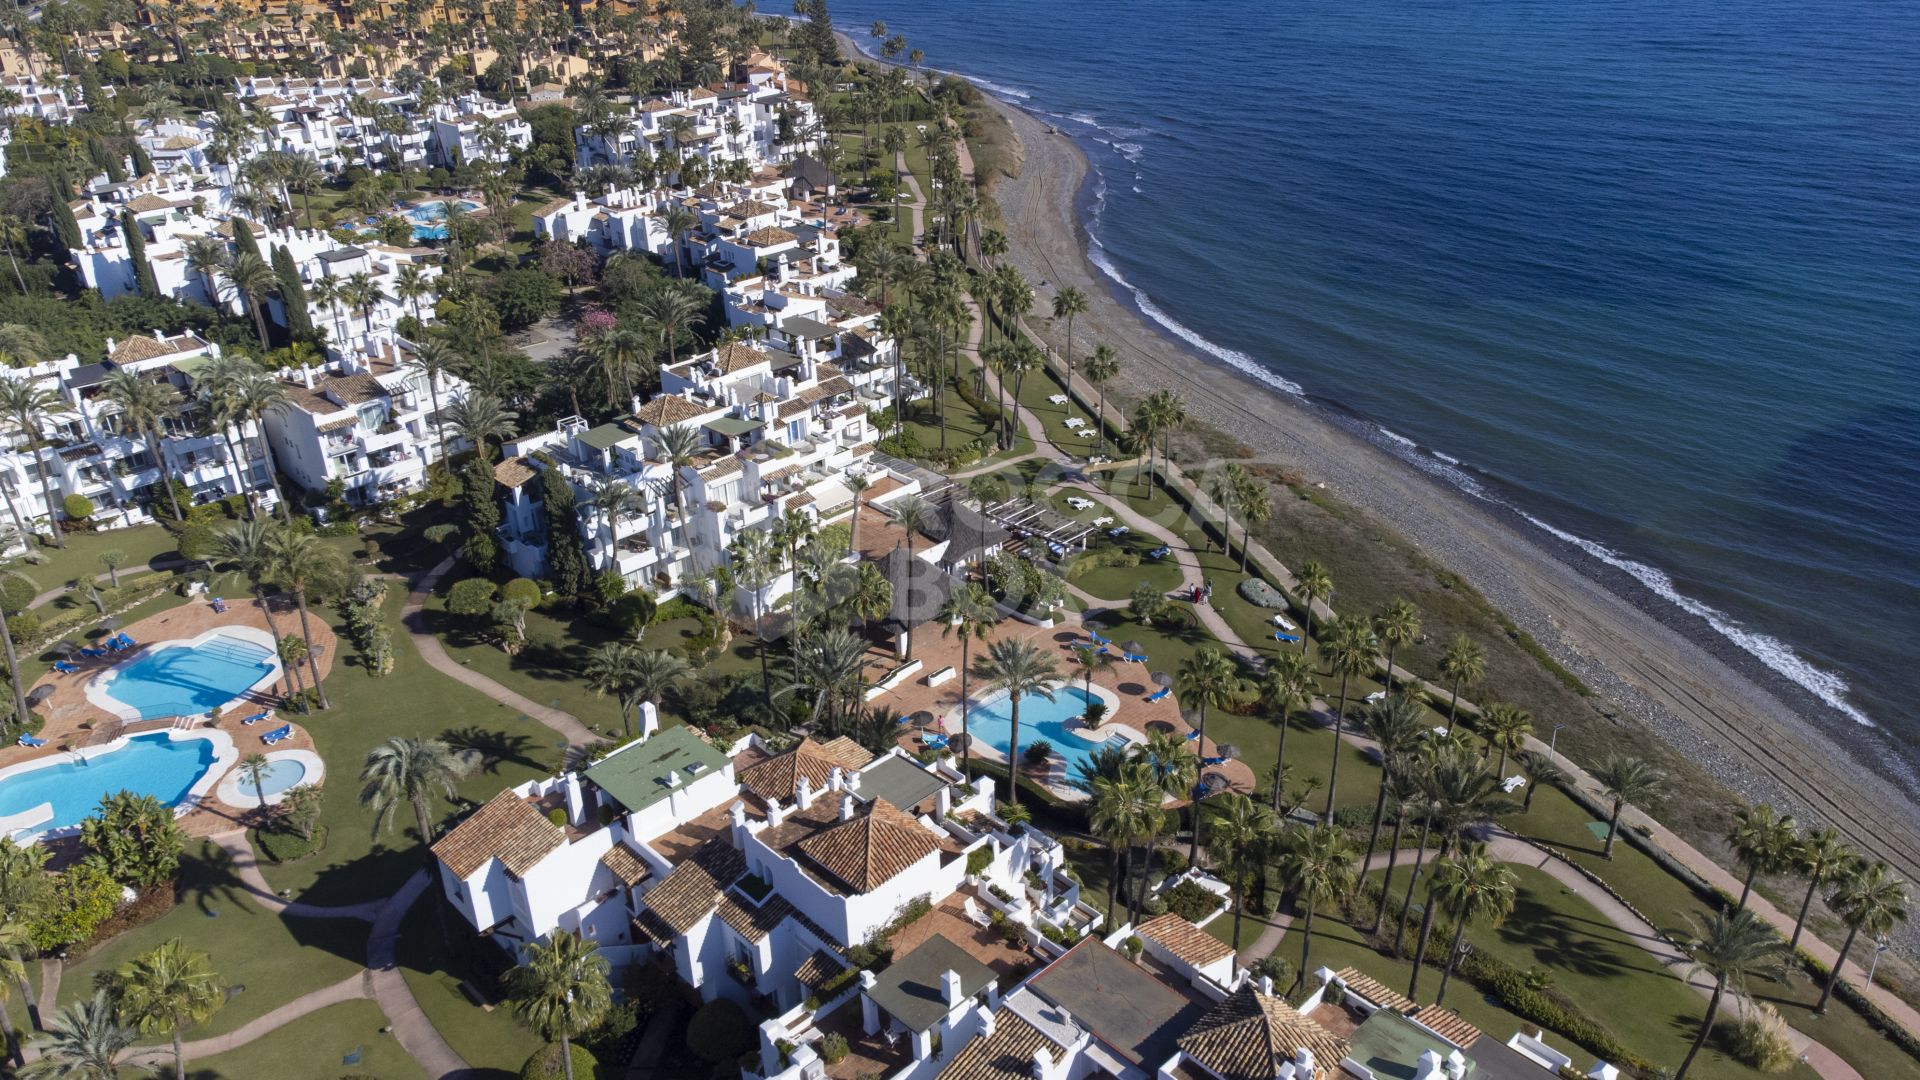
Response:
[517, 1042, 597, 1080]
[1236, 578, 1286, 608]
[27, 864, 120, 950]
[62, 494, 93, 520]
[1164, 879, 1220, 922]
[819, 1032, 850, 1065]
[686, 999, 755, 1065]
[502, 577, 543, 609]
[447, 577, 498, 617]
[1158, 848, 1189, 877]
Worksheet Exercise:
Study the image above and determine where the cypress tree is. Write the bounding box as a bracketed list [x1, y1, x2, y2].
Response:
[48, 173, 83, 258]
[460, 454, 502, 570]
[230, 215, 263, 261]
[540, 466, 589, 600]
[121, 208, 158, 299]
[128, 134, 153, 178]
[270, 245, 312, 338]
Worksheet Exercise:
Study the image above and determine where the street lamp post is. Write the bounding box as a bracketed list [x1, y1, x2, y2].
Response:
[1549, 723, 1567, 763]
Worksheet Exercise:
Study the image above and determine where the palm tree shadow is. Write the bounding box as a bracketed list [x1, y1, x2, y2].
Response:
[176, 842, 253, 916]
[441, 725, 542, 773]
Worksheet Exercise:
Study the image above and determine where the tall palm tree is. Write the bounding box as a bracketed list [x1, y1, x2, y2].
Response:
[105, 939, 224, 1079]
[21, 992, 130, 1080]
[971, 637, 1059, 806]
[442, 391, 519, 461]
[1277, 824, 1356, 992]
[589, 327, 649, 410]
[220, 368, 291, 520]
[342, 270, 388, 336]
[1082, 343, 1120, 454]
[1788, 826, 1854, 953]
[220, 250, 279, 349]
[1816, 861, 1909, 1014]
[393, 263, 432, 325]
[1593, 755, 1662, 860]
[583, 643, 641, 738]
[627, 649, 688, 717]
[359, 736, 470, 846]
[659, 205, 697, 277]
[1373, 598, 1419, 692]
[1207, 793, 1274, 950]
[283, 154, 325, 227]
[1050, 286, 1089, 407]
[101, 371, 183, 521]
[1674, 909, 1789, 1080]
[1727, 804, 1799, 913]
[1070, 643, 1114, 702]
[1090, 766, 1160, 925]
[1203, 464, 1244, 555]
[890, 495, 933, 658]
[308, 275, 349, 344]
[1293, 560, 1331, 656]
[654, 423, 701, 520]
[1370, 766, 1429, 938]
[1437, 635, 1485, 726]
[1515, 749, 1565, 814]
[213, 521, 299, 697]
[1424, 844, 1518, 1005]
[1321, 614, 1379, 823]
[507, 932, 611, 1080]
[0, 375, 75, 547]
[844, 474, 871, 553]
[1174, 646, 1244, 866]
[938, 583, 998, 777]
[193, 355, 259, 518]
[1130, 730, 1195, 919]
[782, 627, 872, 731]
[729, 527, 779, 713]
[1258, 651, 1314, 813]
[182, 235, 229, 311]
[1358, 693, 1426, 899]
[1400, 749, 1500, 954]
[265, 527, 336, 708]
[405, 338, 462, 468]
[1480, 702, 1532, 777]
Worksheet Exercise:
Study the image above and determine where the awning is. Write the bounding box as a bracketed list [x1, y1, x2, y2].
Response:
[702, 416, 765, 438]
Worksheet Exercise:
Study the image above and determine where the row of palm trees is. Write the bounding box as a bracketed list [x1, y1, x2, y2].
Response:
[4, 937, 221, 1078]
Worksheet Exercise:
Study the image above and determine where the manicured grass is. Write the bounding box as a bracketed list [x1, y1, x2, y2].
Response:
[11, 525, 183, 610]
[189, 999, 430, 1080]
[394, 887, 539, 1078]
[254, 587, 567, 905]
[898, 383, 1034, 464]
[57, 840, 368, 1040]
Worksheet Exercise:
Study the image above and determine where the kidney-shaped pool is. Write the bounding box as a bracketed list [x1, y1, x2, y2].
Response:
[0, 731, 228, 839]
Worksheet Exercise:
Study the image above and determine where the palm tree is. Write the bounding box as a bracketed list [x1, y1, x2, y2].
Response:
[1369, 767, 1429, 938]
[782, 627, 872, 732]
[405, 338, 462, 468]
[1051, 286, 1088, 411]
[1130, 730, 1195, 919]
[890, 495, 933, 658]
[1293, 560, 1331, 656]
[220, 250, 279, 349]
[237, 753, 273, 812]
[1373, 598, 1419, 692]
[1400, 749, 1501, 953]
[1258, 651, 1314, 813]
[1070, 643, 1114, 702]
[1816, 861, 1909, 1014]
[1727, 804, 1799, 912]
[0, 375, 75, 547]
[1515, 749, 1565, 814]
[1359, 692, 1426, 898]
[972, 637, 1059, 806]
[1437, 635, 1485, 726]
[1321, 615, 1379, 823]
[1207, 794, 1274, 950]
[101, 371, 183, 521]
[627, 649, 689, 717]
[218, 368, 291, 520]
[183, 235, 229, 312]
[1174, 646, 1244, 865]
[1083, 343, 1120, 454]
[359, 736, 470, 846]
[1480, 702, 1532, 777]
[105, 939, 224, 1079]
[442, 391, 519, 461]
[1276, 825, 1356, 992]
[1593, 755, 1662, 860]
[505, 932, 611, 1080]
[1788, 826, 1854, 952]
[729, 527, 780, 713]
[343, 271, 388, 336]
[21, 992, 130, 1080]
[659, 205, 698, 277]
[394, 263, 432, 325]
[583, 643, 642, 738]
[283, 154, 325, 227]
[265, 527, 334, 709]
[1090, 766, 1160, 925]
[1674, 909, 1789, 1080]
[309, 275, 349, 344]
[845, 474, 871, 552]
[655, 423, 701, 519]
[1203, 464, 1244, 555]
[938, 583, 998, 777]
[1425, 844, 1518, 1005]
[213, 521, 299, 698]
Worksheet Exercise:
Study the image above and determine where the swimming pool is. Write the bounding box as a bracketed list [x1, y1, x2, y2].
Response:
[0, 732, 226, 838]
[95, 632, 278, 721]
[405, 199, 481, 240]
[962, 684, 1130, 779]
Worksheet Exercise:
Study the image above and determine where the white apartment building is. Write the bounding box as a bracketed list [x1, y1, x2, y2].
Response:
[574, 78, 816, 177]
[429, 93, 532, 168]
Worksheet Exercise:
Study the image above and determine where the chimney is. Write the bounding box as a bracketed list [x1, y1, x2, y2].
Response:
[1029, 1047, 1052, 1080]
[768, 796, 789, 828]
[1446, 1049, 1468, 1079]
[828, 766, 845, 792]
[979, 1009, 995, 1039]
[941, 969, 962, 1006]
[1258, 975, 1274, 997]
[839, 795, 856, 822]
[795, 775, 814, 811]
[729, 801, 748, 849]
[1292, 1048, 1314, 1073]
[844, 769, 862, 794]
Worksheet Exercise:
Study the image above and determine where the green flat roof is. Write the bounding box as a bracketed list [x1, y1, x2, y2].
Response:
[866, 934, 995, 1033]
[169, 355, 217, 381]
[858, 756, 947, 813]
[703, 416, 765, 437]
[1347, 1010, 1465, 1076]
[585, 727, 730, 814]
[577, 423, 632, 451]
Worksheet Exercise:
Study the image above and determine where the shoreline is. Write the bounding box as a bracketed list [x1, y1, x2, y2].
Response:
[976, 93, 1920, 868]
[823, 29, 1920, 892]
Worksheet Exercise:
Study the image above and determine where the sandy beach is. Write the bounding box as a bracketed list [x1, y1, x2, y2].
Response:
[961, 90, 1920, 893]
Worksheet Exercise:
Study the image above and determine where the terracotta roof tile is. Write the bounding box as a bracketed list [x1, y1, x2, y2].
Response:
[109, 334, 197, 363]
[794, 798, 938, 894]
[600, 844, 652, 887]
[494, 456, 538, 489]
[432, 790, 565, 879]
[633, 394, 711, 427]
[736, 736, 874, 805]
[794, 949, 844, 994]
[716, 889, 793, 943]
[637, 838, 745, 937]
[1408, 1005, 1480, 1050]
[935, 1010, 1052, 1080]
[1330, 967, 1414, 1014]
[1176, 987, 1346, 1080]
[1137, 912, 1234, 969]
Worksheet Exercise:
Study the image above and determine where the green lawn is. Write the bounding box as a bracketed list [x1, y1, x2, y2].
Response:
[394, 887, 539, 1079]
[11, 525, 183, 611]
[898, 383, 1035, 465]
[56, 840, 369, 1040]
[189, 999, 430, 1080]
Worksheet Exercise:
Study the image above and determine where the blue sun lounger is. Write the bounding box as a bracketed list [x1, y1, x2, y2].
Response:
[242, 711, 272, 726]
[1184, 729, 1202, 741]
[17, 733, 46, 747]
[115, 634, 136, 649]
[1274, 631, 1301, 644]
[923, 734, 949, 750]
[52, 661, 78, 673]
[1145, 686, 1171, 703]
[1201, 755, 1228, 766]
[1121, 652, 1148, 663]
[1088, 631, 1112, 646]
[261, 724, 293, 745]
[1147, 546, 1169, 560]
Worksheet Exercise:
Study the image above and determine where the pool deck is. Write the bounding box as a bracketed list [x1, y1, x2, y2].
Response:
[875, 621, 1255, 803]
[4, 593, 338, 836]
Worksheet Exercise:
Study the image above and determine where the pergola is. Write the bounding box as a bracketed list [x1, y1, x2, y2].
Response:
[981, 497, 1098, 556]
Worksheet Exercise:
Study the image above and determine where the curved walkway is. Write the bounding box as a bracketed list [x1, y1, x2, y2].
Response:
[209, 829, 384, 921]
[128, 974, 370, 1068]
[401, 557, 598, 750]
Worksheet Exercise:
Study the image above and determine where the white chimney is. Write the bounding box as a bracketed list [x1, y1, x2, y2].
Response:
[1446, 1049, 1468, 1079]
[729, 801, 748, 849]
[1293, 1048, 1314, 1073]
[1029, 1047, 1052, 1080]
[839, 795, 856, 822]
[829, 766, 845, 792]
[768, 796, 789, 828]
[941, 969, 962, 1006]
[796, 775, 815, 811]
[1258, 975, 1274, 997]
[844, 769, 862, 794]
[1412, 1049, 1445, 1080]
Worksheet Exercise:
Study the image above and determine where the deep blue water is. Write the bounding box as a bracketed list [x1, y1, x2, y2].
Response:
[830, 0, 1920, 757]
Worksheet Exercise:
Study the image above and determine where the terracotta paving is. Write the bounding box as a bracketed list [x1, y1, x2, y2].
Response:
[815, 1005, 914, 1080]
[888, 893, 1039, 980]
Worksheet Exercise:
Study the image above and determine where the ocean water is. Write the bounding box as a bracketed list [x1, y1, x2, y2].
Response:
[830, 0, 1920, 762]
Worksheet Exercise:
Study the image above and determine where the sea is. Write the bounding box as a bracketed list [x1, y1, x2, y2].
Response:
[826, 0, 1920, 774]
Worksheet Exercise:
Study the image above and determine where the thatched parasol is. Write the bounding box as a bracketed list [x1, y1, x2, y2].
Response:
[1216, 743, 1240, 761]
[26, 684, 55, 706]
[48, 641, 79, 658]
[1123, 640, 1145, 657]
[1151, 671, 1173, 687]
[97, 617, 119, 633]
[909, 710, 937, 730]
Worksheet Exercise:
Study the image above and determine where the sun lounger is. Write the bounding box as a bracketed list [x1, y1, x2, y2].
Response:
[1145, 686, 1171, 703]
[1274, 631, 1301, 644]
[1048, 394, 1069, 405]
[1122, 652, 1147, 663]
[1063, 417, 1086, 428]
[78, 647, 106, 659]
[261, 724, 293, 745]
[242, 711, 272, 726]
[1201, 755, 1228, 766]
[53, 661, 78, 673]
[1107, 526, 1130, 538]
[1088, 631, 1112, 646]
[923, 734, 949, 750]
[1365, 691, 1387, 704]
[1148, 546, 1169, 559]
[17, 734, 46, 747]
[210, 598, 227, 613]
[1091, 516, 1114, 527]
[1184, 729, 1201, 741]
[963, 897, 992, 927]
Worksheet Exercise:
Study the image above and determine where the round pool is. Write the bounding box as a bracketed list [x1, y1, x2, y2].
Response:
[248, 758, 307, 797]
[214, 749, 325, 808]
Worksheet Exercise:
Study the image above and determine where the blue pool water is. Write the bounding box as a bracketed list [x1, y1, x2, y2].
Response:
[244, 758, 308, 799]
[0, 733, 216, 835]
[101, 635, 276, 721]
[406, 200, 481, 241]
[964, 685, 1127, 779]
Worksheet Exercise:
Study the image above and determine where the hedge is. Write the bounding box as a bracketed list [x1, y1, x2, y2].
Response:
[28, 575, 178, 650]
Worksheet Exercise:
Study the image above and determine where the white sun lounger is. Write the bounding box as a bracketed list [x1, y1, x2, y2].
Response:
[1092, 516, 1114, 527]
[1048, 394, 1069, 405]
